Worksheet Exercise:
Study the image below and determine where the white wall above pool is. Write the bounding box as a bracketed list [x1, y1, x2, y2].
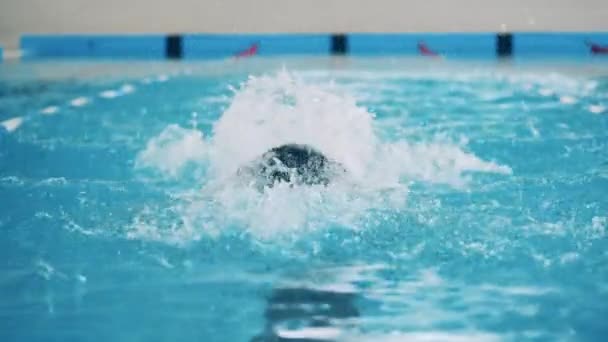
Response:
[1, 0, 608, 49]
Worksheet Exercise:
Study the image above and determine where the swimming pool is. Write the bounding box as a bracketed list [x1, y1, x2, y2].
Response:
[1, 58, 607, 341]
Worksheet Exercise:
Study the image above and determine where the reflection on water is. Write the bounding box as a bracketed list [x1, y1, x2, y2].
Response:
[252, 287, 359, 341]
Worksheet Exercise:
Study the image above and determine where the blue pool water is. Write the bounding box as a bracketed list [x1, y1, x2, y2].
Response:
[1, 59, 607, 341]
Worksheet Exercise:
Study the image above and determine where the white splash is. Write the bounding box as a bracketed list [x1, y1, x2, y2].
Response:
[135, 124, 207, 177]
[208, 71, 377, 182]
[132, 70, 512, 241]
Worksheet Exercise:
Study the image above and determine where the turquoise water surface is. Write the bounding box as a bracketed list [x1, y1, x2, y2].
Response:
[1, 59, 607, 341]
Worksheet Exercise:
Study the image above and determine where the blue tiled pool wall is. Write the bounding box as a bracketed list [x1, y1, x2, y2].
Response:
[20, 35, 167, 59]
[17, 32, 608, 60]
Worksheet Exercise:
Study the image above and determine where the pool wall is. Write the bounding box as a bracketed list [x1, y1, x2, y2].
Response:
[3, 0, 608, 50]
[18, 32, 608, 60]
[20, 35, 167, 60]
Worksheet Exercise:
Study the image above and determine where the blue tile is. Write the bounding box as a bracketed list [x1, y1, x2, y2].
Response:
[349, 33, 496, 58]
[183, 34, 331, 59]
[17, 32, 608, 60]
[20, 35, 166, 59]
[513, 32, 608, 58]
[0, 46, 3, 62]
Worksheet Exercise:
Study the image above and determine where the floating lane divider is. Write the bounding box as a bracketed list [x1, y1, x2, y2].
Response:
[40, 106, 60, 115]
[99, 83, 135, 99]
[0, 117, 24, 133]
[0, 76, 172, 134]
[69, 96, 90, 107]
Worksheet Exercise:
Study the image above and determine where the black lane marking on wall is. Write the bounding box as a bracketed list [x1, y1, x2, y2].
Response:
[497, 33, 513, 57]
[166, 35, 183, 59]
[331, 34, 348, 55]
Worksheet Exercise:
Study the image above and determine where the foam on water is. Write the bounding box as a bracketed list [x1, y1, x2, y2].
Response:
[133, 70, 511, 242]
[135, 124, 207, 177]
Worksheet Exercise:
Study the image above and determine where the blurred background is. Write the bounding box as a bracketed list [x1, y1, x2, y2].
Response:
[1, 0, 608, 51]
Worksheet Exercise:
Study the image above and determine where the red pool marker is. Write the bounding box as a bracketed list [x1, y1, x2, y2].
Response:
[235, 42, 259, 58]
[417, 41, 439, 57]
[586, 41, 608, 55]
